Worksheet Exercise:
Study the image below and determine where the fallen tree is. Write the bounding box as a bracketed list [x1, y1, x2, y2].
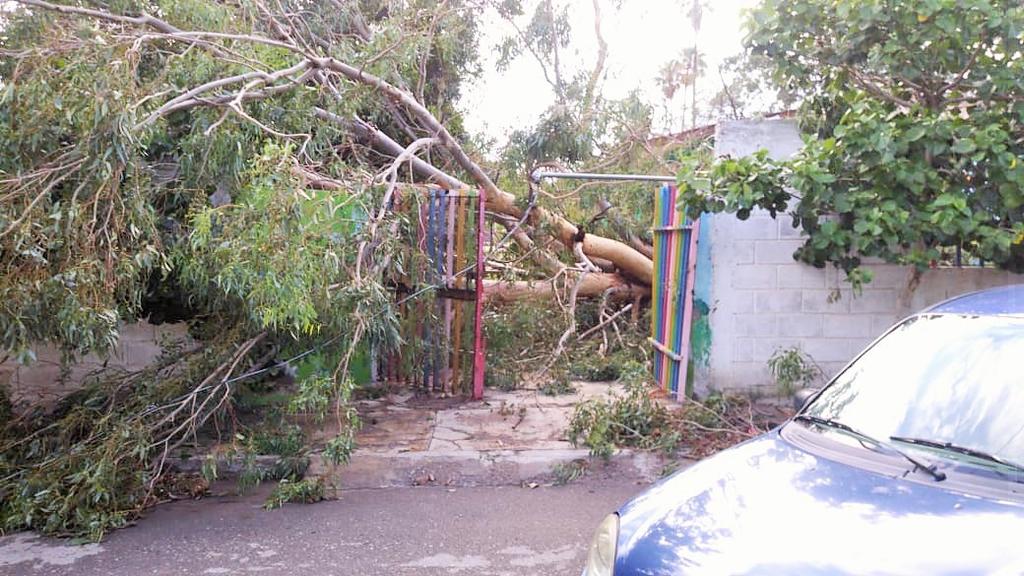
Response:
[2, 0, 652, 350]
[0, 0, 656, 539]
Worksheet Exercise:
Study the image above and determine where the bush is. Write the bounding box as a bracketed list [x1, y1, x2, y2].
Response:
[767, 347, 821, 395]
[250, 425, 305, 457]
[567, 363, 678, 459]
[569, 354, 622, 381]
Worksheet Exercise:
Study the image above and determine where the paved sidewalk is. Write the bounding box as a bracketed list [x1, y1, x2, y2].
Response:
[312, 382, 669, 488]
[169, 382, 670, 489]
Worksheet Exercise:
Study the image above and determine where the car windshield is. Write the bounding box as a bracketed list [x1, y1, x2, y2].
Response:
[804, 313, 1024, 467]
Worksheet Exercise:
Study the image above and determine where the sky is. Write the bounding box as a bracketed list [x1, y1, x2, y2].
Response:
[0, 0, 760, 138]
[460, 0, 761, 141]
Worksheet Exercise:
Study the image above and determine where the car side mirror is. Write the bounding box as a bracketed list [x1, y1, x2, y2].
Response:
[793, 387, 820, 412]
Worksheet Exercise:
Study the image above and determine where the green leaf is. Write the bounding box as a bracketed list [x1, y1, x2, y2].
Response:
[903, 126, 926, 142]
[951, 139, 977, 154]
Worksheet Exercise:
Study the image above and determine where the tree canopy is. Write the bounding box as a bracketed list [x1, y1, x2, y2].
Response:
[0, 0, 490, 361]
[0, 0, 662, 539]
[680, 0, 1024, 287]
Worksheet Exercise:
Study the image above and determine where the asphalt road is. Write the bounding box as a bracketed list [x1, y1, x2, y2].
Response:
[1, 477, 647, 576]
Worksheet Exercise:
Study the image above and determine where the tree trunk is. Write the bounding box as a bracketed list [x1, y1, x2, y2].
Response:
[483, 275, 648, 305]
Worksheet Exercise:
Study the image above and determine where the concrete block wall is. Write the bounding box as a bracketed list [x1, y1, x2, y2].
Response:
[1, 321, 190, 411]
[703, 119, 1023, 392]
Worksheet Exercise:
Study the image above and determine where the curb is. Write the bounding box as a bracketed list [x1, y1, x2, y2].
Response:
[314, 448, 672, 489]
[169, 448, 680, 489]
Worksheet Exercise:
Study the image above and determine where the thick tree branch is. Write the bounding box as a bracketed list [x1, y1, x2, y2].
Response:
[316, 58, 654, 283]
[313, 108, 466, 189]
[579, 0, 608, 129]
[483, 273, 647, 305]
[14, 0, 184, 34]
[137, 61, 311, 128]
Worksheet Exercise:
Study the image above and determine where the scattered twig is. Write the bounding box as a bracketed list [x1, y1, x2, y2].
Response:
[576, 303, 633, 341]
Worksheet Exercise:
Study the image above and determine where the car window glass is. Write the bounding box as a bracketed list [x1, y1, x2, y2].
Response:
[806, 314, 1024, 465]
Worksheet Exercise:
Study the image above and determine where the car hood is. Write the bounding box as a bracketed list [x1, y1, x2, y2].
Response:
[615, 431, 1024, 575]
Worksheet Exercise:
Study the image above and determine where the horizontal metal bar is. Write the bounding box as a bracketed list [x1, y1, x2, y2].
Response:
[531, 170, 676, 183]
[422, 191, 482, 198]
[652, 226, 694, 232]
[649, 338, 684, 362]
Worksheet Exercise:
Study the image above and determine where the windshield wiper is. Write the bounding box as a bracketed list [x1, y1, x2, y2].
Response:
[794, 414, 946, 481]
[889, 436, 1024, 475]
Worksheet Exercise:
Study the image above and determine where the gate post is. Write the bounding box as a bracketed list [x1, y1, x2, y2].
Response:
[471, 189, 486, 399]
[651, 185, 699, 401]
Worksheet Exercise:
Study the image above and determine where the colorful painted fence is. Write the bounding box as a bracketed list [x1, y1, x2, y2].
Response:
[651, 185, 700, 401]
[381, 188, 486, 398]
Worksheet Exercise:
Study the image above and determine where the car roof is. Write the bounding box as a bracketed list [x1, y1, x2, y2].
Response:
[925, 284, 1024, 316]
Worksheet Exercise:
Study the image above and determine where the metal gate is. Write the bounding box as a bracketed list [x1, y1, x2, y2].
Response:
[528, 171, 700, 402]
[380, 187, 486, 398]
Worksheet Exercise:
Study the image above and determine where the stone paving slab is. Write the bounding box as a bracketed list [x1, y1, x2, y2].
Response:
[344, 382, 627, 456]
[309, 382, 662, 488]
[339, 379, 622, 455]
[351, 405, 436, 452]
[428, 405, 572, 451]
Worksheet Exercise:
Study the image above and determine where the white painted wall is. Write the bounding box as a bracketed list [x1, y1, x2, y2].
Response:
[703, 119, 1023, 393]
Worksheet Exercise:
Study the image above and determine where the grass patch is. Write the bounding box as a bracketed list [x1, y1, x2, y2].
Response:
[250, 425, 305, 457]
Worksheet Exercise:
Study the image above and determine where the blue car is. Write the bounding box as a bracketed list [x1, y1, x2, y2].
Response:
[583, 285, 1024, 575]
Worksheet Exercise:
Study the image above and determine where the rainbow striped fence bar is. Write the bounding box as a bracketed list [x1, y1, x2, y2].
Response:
[650, 185, 700, 401]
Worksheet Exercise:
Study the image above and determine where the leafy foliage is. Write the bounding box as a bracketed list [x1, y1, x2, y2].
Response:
[0, 0, 480, 359]
[569, 355, 622, 382]
[567, 362, 792, 461]
[551, 459, 588, 485]
[707, 54, 796, 120]
[264, 477, 330, 510]
[539, 369, 575, 396]
[0, 0, 480, 540]
[233, 449, 310, 496]
[249, 425, 306, 458]
[767, 346, 821, 396]
[484, 297, 647, 391]
[680, 0, 1024, 286]
[1, 340, 241, 540]
[178, 143, 361, 335]
[567, 362, 678, 459]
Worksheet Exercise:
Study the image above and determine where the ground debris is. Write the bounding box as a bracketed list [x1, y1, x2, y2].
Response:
[568, 375, 793, 461]
[150, 472, 211, 503]
[674, 394, 792, 459]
